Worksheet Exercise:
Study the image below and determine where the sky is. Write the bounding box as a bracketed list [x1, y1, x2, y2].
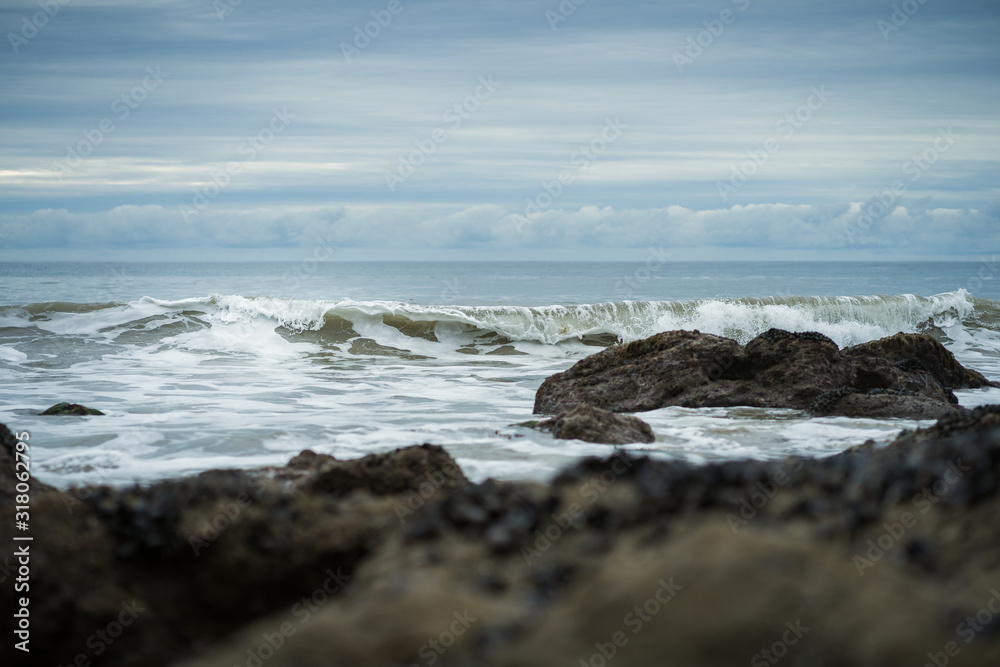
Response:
[0, 0, 998, 261]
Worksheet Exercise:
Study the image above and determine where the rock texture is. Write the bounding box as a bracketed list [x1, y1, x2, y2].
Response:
[0, 443, 467, 667]
[6, 408, 1000, 667]
[531, 404, 655, 444]
[183, 406, 1000, 667]
[273, 444, 468, 496]
[39, 402, 105, 415]
[846, 331, 995, 388]
[533, 329, 993, 418]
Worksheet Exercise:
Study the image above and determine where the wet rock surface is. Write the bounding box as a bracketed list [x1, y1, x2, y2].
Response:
[39, 402, 105, 415]
[530, 404, 655, 444]
[846, 332, 998, 390]
[271, 443, 469, 496]
[534, 329, 985, 418]
[4, 408, 1000, 666]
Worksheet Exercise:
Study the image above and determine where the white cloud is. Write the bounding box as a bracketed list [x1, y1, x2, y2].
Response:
[1, 0, 998, 258]
[2, 201, 995, 260]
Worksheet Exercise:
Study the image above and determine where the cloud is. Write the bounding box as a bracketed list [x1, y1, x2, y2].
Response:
[2, 201, 996, 260]
[0, 0, 998, 257]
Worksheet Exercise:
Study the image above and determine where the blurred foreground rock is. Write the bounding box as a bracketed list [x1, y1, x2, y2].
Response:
[4, 409, 1000, 666]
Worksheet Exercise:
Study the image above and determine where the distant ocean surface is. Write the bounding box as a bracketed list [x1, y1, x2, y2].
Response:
[2, 261, 999, 488]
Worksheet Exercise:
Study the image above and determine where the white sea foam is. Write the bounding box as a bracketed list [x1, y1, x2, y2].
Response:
[5, 289, 991, 348]
[2, 289, 998, 489]
[131, 288, 992, 348]
[0, 346, 27, 363]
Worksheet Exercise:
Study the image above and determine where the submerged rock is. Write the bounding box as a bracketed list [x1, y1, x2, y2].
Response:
[532, 404, 655, 444]
[39, 402, 105, 415]
[534, 329, 981, 419]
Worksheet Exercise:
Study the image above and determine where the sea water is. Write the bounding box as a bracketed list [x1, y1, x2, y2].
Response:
[1, 261, 998, 487]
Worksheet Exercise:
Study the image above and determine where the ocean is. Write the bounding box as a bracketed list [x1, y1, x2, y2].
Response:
[2, 261, 999, 488]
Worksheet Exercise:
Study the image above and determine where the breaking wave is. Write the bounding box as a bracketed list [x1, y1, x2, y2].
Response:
[1, 289, 998, 353]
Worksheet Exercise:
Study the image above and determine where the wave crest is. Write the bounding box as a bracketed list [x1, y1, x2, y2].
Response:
[151, 289, 995, 348]
[4, 290, 996, 350]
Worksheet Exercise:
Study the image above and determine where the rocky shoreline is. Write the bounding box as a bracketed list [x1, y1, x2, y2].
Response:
[3, 329, 1000, 666]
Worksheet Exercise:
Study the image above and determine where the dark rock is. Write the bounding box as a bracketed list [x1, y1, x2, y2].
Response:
[815, 391, 963, 419]
[11, 409, 1000, 667]
[886, 404, 1000, 451]
[0, 423, 17, 472]
[280, 443, 469, 496]
[531, 404, 655, 444]
[846, 332, 998, 389]
[0, 443, 466, 667]
[39, 402, 105, 415]
[179, 407, 1000, 667]
[534, 328, 984, 419]
[1, 423, 57, 499]
[534, 329, 746, 414]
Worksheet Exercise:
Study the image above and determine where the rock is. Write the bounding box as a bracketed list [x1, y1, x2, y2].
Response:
[846, 332, 998, 389]
[181, 408, 1000, 667]
[39, 402, 105, 415]
[278, 443, 469, 496]
[1, 423, 57, 498]
[0, 443, 466, 667]
[532, 404, 655, 444]
[813, 391, 962, 420]
[498, 525, 952, 667]
[9, 410, 1000, 667]
[884, 403, 1000, 451]
[534, 329, 746, 414]
[175, 574, 515, 667]
[534, 329, 984, 419]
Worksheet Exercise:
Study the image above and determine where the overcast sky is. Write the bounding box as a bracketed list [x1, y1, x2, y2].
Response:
[1, 0, 998, 261]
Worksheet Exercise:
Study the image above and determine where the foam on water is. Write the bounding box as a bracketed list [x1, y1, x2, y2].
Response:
[2, 289, 999, 488]
[127, 289, 993, 348]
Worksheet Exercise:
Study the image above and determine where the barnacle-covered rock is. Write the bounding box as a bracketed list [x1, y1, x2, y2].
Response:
[846, 332, 998, 389]
[534, 329, 983, 418]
